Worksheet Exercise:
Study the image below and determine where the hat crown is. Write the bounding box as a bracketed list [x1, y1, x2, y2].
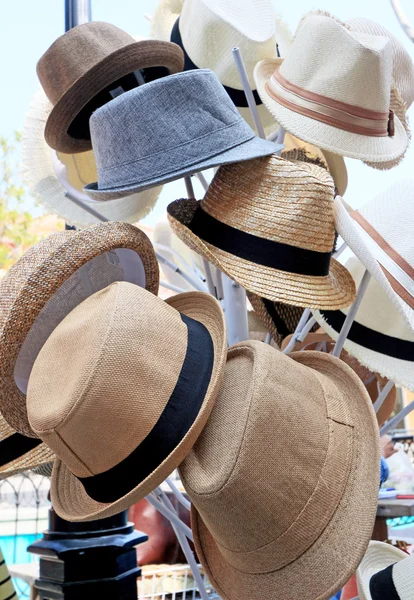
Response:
[280, 13, 393, 112]
[37, 22, 136, 105]
[27, 282, 188, 477]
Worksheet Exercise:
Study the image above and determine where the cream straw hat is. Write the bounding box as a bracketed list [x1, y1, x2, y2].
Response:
[356, 541, 409, 600]
[254, 12, 408, 167]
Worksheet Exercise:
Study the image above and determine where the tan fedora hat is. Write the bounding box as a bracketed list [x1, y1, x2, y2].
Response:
[27, 282, 227, 521]
[37, 21, 184, 153]
[254, 13, 408, 167]
[168, 154, 356, 309]
[179, 340, 380, 600]
[0, 222, 159, 438]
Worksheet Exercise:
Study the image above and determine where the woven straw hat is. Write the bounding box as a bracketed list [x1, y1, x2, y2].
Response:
[179, 340, 380, 600]
[254, 13, 408, 166]
[334, 181, 414, 332]
[22, 90, 163, 227]
[27, 282, 227, 521]
[168, 154, 356, 309]
[314, 256, 414, 392]
[0, 222, 159, 437]
[37, 21, 184, 153]
[356, 541, 409, 600]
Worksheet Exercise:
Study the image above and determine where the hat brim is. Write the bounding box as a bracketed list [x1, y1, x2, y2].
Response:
[191, 350, 380, 600]
[167, 198, 356, 309]
[45, 40, 185, 154]
[49, 291, 227, 521]
[84, 136, 279, 200]
[254, 58, 408, 165]
[356, 542, 408, 600]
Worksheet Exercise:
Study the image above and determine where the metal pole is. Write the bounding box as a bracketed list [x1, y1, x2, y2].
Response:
[282, 308, 311, 354]
[390, 0, 414, 42]
[146, 492, 194, 541]
[232, 47, 266, 139]
[66, 0, 91, 29]
[166, 477, 191, 511]
[196, 172, 209, 192]
[221, 274, 249, 345]
[373, 380, 395, 414]
[296, 316, 317, 342]
[380, 400, 414, 436]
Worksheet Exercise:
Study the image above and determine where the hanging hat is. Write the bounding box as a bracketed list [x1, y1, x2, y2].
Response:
[0, 222, 159, 437]
[22, 90, 163, 227]
[168, 154, 356, 308]
[314, 256, 414, 392]
[37, 21, 185, 153]
[179, 340, 380, 600]
[254, 12, 408, 167]
[356, 541, 410, 600]
[334, 181, 414, 332]
[84, 70, 279, 200]
[27, 282, 227, 521]
[0, 419, 54, 480]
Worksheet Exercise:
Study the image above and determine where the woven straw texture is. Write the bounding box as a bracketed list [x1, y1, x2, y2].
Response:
[26, 284, 227, 521]
[168, 154, 355, 308]
[0, 222, 159, 437]
[180, 341, 380, 600]
[356, 541, 408, 600]
[37, 21, 184, 152]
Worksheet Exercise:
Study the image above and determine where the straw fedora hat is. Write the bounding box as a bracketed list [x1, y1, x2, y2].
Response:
[0, 222, 159, 438]
[37, 21, 184, 153]
[334, 181, 414, 332]
[22, 90, 163, 227]
[179, 340, 380, 600]
[314, 256, 414, 392]
[280, 331, 397, 426]
[254, 12, 408, 166]
[27, 282, 227, 521]
[168, 154, 356, 309]
[356, 541, 410, 600]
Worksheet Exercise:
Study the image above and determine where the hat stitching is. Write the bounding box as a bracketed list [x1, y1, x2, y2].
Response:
[54, 428, 94, 477]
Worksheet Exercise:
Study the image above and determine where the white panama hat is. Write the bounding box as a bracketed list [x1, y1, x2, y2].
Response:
[357, 541, 411, 600]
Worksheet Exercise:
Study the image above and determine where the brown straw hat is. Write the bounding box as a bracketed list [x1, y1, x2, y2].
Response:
[37, 21, 184, 153]
[0, 222, 159, 438]
[27, 282, 227, 521]
[180, 340, 380, 600]
[168, 154, 356, 309]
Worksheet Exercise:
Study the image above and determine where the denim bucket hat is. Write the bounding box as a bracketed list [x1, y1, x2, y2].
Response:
[84, 69, 280, 199]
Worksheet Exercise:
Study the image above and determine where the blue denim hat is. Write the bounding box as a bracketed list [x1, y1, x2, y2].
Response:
[84, 69, 280, 199]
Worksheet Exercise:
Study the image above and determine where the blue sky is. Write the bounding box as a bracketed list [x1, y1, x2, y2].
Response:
[1, 0, 414, 227]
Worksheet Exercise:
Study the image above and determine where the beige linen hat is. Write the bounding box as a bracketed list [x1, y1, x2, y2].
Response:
[37, 21, 184, 153]
[179, 340, 380, 600]
[27, 282, 227, 521]
[0, 419, 54, 480]
[0, 222, 159, 437]
[254, 12, 408, 166]
[168, 154, 356, 309]
[356, 541, 409, 600]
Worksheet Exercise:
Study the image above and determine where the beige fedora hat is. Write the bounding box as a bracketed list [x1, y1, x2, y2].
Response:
[179, 340, 380, 600]
[37, 21, 184, 153]
[27, 282, 227, 521]
[356, 541, 409, 600]
[168, 154, 356, 309]
[254, 12, 408, 166]
[0, 222, 159, 438]
[22, 90, 163, 227]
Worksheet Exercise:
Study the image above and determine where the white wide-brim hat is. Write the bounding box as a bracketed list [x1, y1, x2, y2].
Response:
[357, 541, 409, 600]
[23, 90, 162, 227]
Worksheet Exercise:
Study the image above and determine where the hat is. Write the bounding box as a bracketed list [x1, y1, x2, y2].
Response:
[84, 70, 279, 200]
[168, 154, 356, 308]
[164, 0, 292, 135]
[0, 222, 159, 437]
[314, 255, 414, 392]
[254, 12, 408, 166]
[37, 21, 185, 153]
[280, 331, 397, 426]
[356, 541, 410, 600]
[27, 282, 227, 521]
[334, 181, 414, 332]
[179, 340, 380, 600]
[22, 90, 163, 227]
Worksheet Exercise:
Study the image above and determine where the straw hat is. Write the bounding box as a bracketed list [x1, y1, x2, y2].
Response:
[334, 181, 414, 332]
[314, 256, 414, 392]
[356, 541, 410, 600]
[0, 222, 159, 437]
[37, 21, 184, 153]
[281, 331, 397, 426]
[179, 340, 380, 600]
[168, 154, 356, 309]
[254, 12, 408, 167]
[27, 282, 227, 521]
[22, 90, 163, 227]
